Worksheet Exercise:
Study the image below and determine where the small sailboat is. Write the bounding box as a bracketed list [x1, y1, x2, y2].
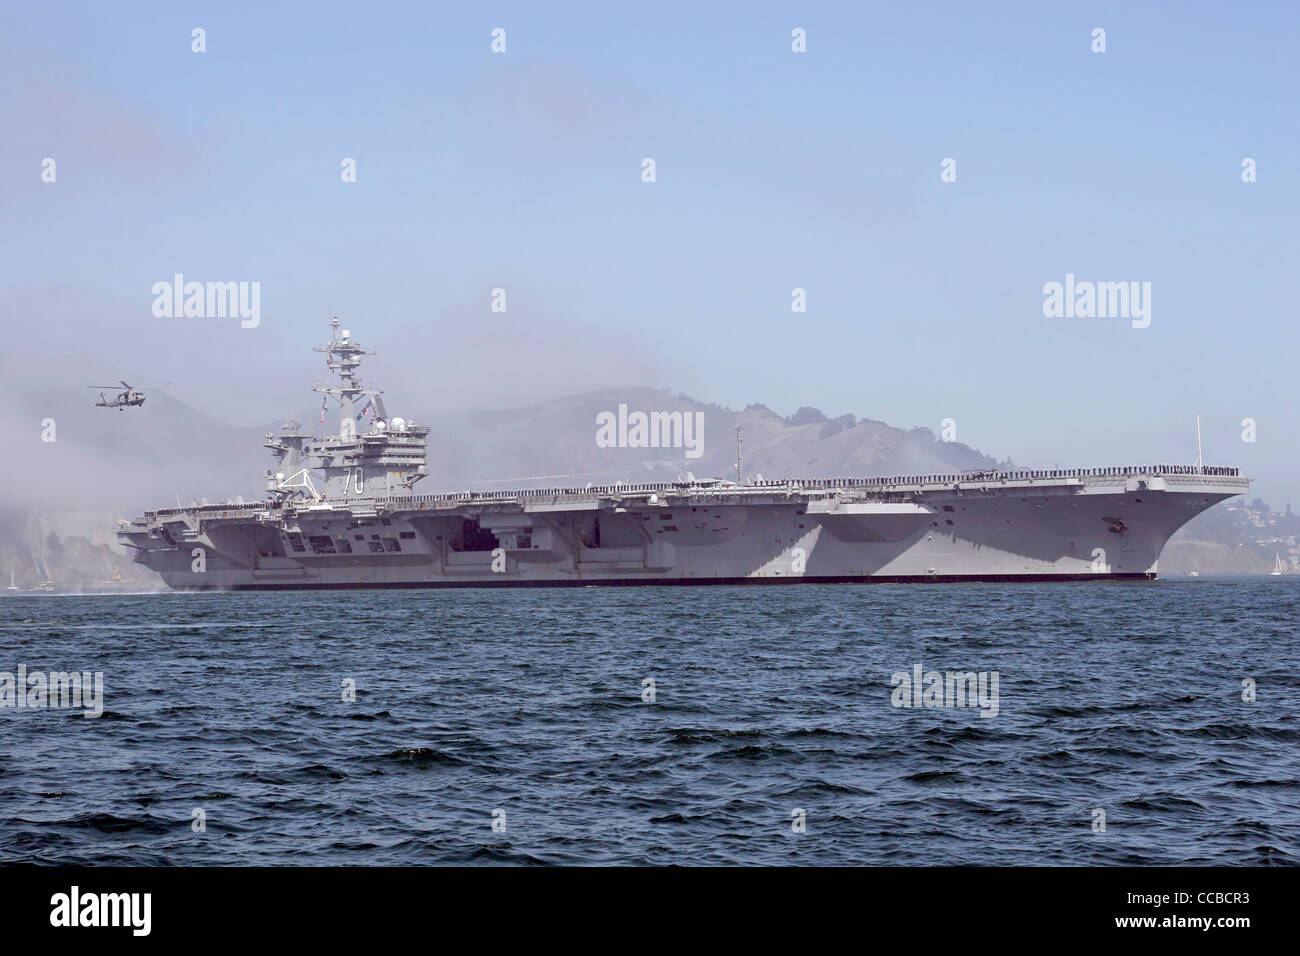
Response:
[1270, 553, 1284, 576]
[1188, 569, 1199, 577]
[29, 559, 55, 592]
[5, 567, 18, 591]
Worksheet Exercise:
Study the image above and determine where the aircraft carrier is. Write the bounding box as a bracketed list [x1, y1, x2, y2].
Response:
[117, 320, 1250, 589]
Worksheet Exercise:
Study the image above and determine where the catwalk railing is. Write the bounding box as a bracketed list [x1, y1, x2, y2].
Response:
[136, 464, 1245, 521]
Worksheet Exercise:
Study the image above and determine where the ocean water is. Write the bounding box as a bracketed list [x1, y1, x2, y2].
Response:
[1, 579, 1297, 866]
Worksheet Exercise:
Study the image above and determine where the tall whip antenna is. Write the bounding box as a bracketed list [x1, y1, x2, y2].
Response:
[1195, 414, 1203, 473]
[735, 423, 743, 485]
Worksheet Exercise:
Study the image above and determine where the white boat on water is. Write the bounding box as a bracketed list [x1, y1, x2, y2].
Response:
[1270, 553, 1284, 575]
[5, 567, 18, 591]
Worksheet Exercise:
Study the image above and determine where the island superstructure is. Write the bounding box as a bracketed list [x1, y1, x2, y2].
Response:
[117, 320, 1250, 589]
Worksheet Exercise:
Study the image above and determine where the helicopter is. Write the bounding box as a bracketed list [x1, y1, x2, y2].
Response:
[88, 381, 165, 410]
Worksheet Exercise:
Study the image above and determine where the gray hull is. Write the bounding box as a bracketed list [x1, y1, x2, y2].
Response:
[119, 467, 1246, 590]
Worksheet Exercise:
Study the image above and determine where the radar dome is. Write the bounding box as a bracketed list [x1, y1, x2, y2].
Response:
[390, 417, 406, 431]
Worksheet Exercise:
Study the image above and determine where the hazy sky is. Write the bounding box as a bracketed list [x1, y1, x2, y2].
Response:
[3, 1, 1298, 503]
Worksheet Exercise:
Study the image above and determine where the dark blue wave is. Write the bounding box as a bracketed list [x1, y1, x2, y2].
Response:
[0, 579, 1297, 865]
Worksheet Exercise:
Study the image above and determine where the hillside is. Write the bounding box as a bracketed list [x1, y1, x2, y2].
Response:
[0, 374, 1001, 514]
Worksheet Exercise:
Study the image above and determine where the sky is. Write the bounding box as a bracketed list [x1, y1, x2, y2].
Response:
[2, 1, 1298, 504]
